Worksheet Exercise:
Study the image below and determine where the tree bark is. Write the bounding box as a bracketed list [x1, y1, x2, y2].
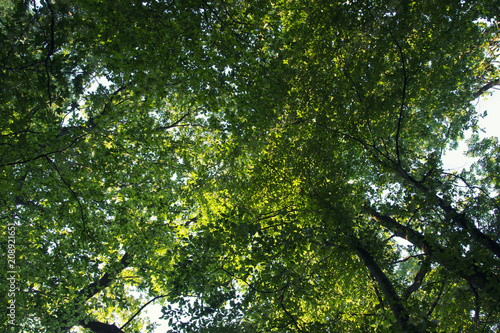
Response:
[473, 78, 500, 99]
[80, 320, 126, 333]
[80, 252, 134, 302]
[59, 252, 134, 333]
[396, 167, 500, 259]
[354, 243, 417, 333]
[402, 255, 431, 301]
[366, 207, 498, 291]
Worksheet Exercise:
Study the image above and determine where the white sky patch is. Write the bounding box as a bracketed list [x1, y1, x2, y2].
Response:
[443, 90, 500, 171]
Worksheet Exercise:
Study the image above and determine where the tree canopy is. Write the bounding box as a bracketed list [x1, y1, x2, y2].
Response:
[1, 0, 500, 332]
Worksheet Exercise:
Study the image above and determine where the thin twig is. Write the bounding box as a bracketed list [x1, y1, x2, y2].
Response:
[120, 295, 169, 330]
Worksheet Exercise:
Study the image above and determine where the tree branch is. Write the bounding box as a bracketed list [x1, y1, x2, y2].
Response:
[354, 243, 416, 332]
[366, 206, 497, 291]
[44, 156, 91, 241]
[80, 320, 126, 333]
[469, 282, 480, 323]
[279, 282, 303, 332]
[402, 255, 431, 301]
[42, 0, 56, 105]
[386, 28, 408, 166]
[59, 252, 134, 332]
[395, 167, 500, 259]
[473, 78, 500, 99]
[80, 252, 134, 302]
[157, 112, 191, 131]
[120, 295, 168, 330]
[427, 279, 447, 317]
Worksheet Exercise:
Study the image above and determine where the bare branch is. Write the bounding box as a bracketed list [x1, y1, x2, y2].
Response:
[120, 295, 169, 330]
[80, 320, 126, 333]
[473, 78, 500, 99]
[157, 112, 191, 131]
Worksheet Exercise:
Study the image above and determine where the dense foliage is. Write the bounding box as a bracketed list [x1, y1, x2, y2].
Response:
[1, 0, 499, 332]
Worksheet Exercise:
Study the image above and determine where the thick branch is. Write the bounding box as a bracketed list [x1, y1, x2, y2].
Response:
[366, 207, 496, 291]
[59, 253, 134, 332]
[80, 320, 125, 333]
[354, 243, 416, 332]
[469, 283, 480, 323]
[80, 252, 133, 302]
[473, 78, 500, 99]
[396, 167, 500, 259]
[402, 255, 431, 301]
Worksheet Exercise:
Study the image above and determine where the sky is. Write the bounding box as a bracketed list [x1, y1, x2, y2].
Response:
[443, 88, 500, 171]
